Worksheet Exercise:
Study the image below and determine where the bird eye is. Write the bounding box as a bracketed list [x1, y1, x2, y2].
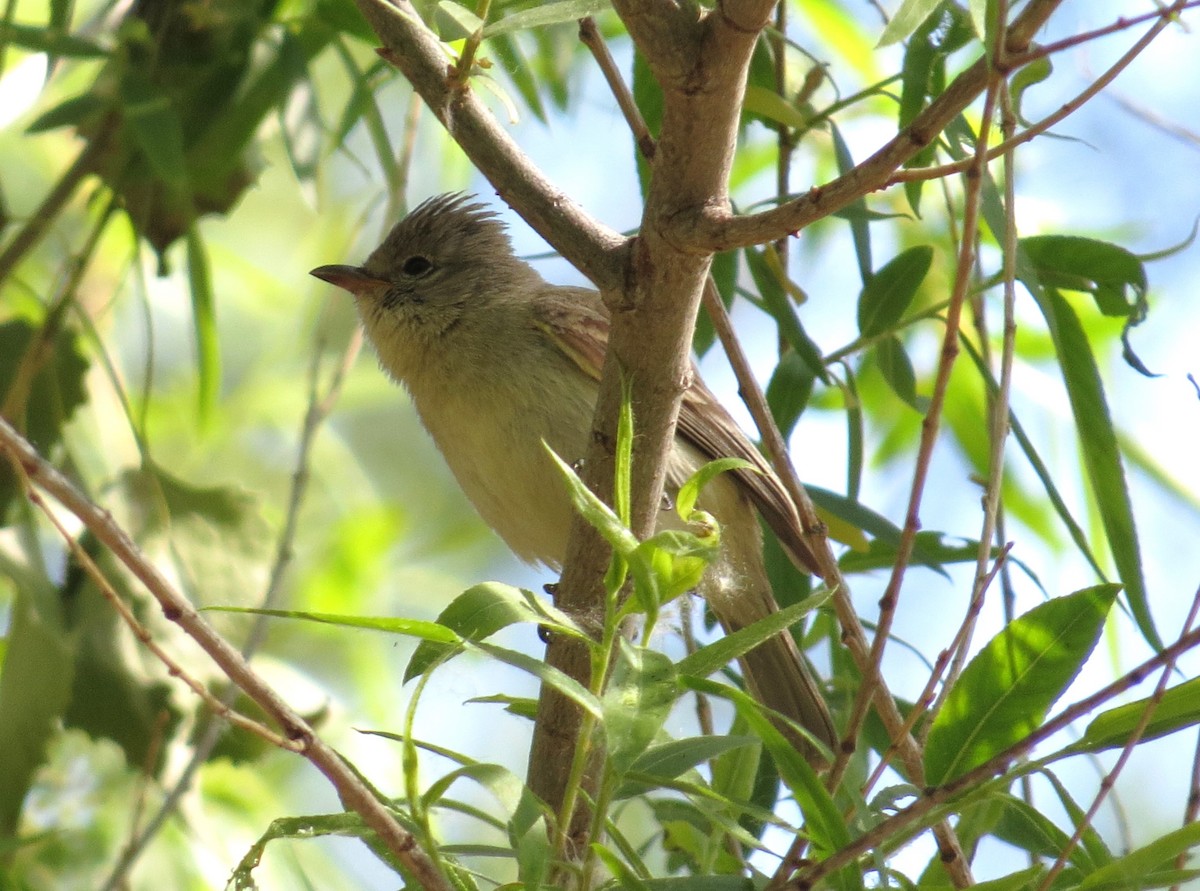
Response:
[401, 255, 434, 277]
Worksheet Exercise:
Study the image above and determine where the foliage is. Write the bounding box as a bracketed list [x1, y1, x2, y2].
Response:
[1, 0, 1199, 889]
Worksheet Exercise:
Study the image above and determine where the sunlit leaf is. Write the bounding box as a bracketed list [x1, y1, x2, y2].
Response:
[925, 584, 1120, 785]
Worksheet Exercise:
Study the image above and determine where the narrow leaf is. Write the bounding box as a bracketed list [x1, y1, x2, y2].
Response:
[1073, 676, 1200, 753]
[405, 582, 585, 682]
[878, 0, 943, 46]
[925, 584, 1120, 785]
[676, 593, 828, 679]
[857, 246, 933, 336]
[603, 641, 679, 775]
[1029, 286, 1156, 648]
[186, 228, 219, 425]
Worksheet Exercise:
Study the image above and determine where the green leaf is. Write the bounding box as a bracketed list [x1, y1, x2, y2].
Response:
[0, 574, 73, 837]
[186, 228, 219, 425]
[1073, 676, 1200, 753]
[603, 641, 679, 775]
[405, 582, 584, 682]
[830, 122, 872, 284]
[675, 458, 754, 521]
[742, 85, 808, 130]
[925, 584, 1120, 785]
[482, 0, 612, 37]
[26, 92, 108, 132]
[744, 246, 829, 383]
[857, 246, 933, 336]
[544, 442, 638, 556]
[873, 335, 925, 412]
[1029, 286, 1156, 648]
[681, 678, 852, 870]
[968, 867, 1050, 891]
[472, 640, 602, 719]
[1020, 236, 1147, 318]
[1, 22, 107, 57]
[676, 593, 828, 680]
[120, 70, 189, 190]
[766, 350, 815, 438]
[619, 736, 759, 797]
[211, 607, 462, 642]
[878, 0, 944, 46]
[1077, 822, 1200, 890]
[0, 321, 90, 517]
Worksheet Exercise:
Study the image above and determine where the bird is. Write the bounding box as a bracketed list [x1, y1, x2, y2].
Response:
[310, 193, 837, 764]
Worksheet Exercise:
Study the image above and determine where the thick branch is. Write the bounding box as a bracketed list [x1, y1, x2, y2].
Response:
[352, 0, 626, 292]
[680, 0, 1065, 251]
[0, 418, 453, 891]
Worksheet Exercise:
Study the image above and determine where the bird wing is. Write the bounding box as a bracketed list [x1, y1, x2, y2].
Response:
[534, 286, 822, 577]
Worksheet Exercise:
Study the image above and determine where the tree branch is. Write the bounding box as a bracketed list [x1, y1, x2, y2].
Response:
[678, 0, 1065, 252]
[0, 418, 454, 891]
[352, 0, 626, 292]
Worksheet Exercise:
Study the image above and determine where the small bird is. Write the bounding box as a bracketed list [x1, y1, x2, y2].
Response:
[311, 194, 837, 764]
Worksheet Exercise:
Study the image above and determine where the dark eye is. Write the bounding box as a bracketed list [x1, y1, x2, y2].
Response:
[401, 255, 434, 277]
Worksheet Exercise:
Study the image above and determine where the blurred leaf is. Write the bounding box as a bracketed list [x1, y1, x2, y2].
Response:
[483, 0, 611, 37]
[186, 228, 219, 424]
[489, 32, 549, 123]
[1028, 285, 1156, 649]
[765, 350, 815, 438]
[830, 122, 871, 283]
[1020, 236, 1147, 318]
[120, 465, 271, 608]
[0, 321, 90, 519]
[878, 0, 943, 46]
[0, 568, 73, 837]
[925, 584, 1120, 785]
[603, 641, 679, 775]
[837, 530, 996, 577]
[745, 246, 829, 383]
[437, 1, 484, 36]
[695, 250, 738, 356]
[26, 92, 107, 132]
[1076, 822, 1200, 890]
[1073, 676, 1200, 754]
[873, 335, 925, 412]
[742, 85, 808, 129]
[858, 246, 933, 336]
[1, 21, 106, 56]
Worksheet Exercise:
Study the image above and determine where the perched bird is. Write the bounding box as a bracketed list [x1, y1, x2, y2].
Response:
[311, 194, 836, 763]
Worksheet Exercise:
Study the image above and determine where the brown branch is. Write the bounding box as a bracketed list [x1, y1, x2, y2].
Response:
[795, 622, 1200, 887]
[352, 0, 625, 292]
[1040, 584, 1200, 889]
[890, 0, 1193, 185]
[678, 0, 1066, 252]
[0, 418, 454, 891]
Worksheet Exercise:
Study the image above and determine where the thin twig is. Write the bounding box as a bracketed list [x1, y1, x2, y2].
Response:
[890, 0, 1193, 185]
[0, 418, 455, 891]
[578, 17, 656, 161]
[1039, 581, 1200, 890]
[795, 622, 1200, 887]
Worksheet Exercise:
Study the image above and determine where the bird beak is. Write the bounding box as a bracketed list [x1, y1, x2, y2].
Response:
[309, 264, 388, 294]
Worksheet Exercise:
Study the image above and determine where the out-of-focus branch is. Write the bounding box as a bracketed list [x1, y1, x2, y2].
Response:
[0, 417, 454, 891]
